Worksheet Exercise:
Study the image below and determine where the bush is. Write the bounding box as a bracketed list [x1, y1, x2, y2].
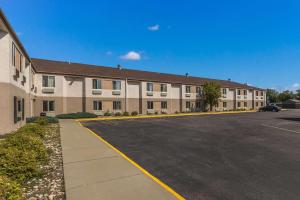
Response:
[0, 175, 22, 200]
[123, 112, 129, 116]
[56, 112, 97, 119]
[114, 112, 122, 116]
[0, 147, 41, 183]
[36, 117, 48, 126]
[154, 111, 159, 115]
[3, 132, 48, 162]
[131, 111, 138, 116]
[18, 124, 45, 138]
[104, 111, 112, 116]
[175, 111, 179, 114]
[161, 111, 167, 114]
[26, 116, 58, 124]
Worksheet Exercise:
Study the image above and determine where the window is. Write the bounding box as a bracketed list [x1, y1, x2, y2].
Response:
[160, 84, 167, 92]
[244, 102, 247, 107]
[196, 101, 201, 108]
[237, 102, 241, 108]
[92, 79, 101, 89]
[43, 101, 55, 112]
[42, 76, 55, 87]
[147, 101, 153, 109]
[186, 86, 191, 93]
[113, 80, 121, 90]
[147, 83, 153, 92]
[237, 90, 241, 95]
[256, 102, 259, 107]
[260, 91, 263, 96]
[244, 90, 247, 95]
[223, 102, 227, 108]
[256, 91, 259, 96]
[93, 101, 102, 110]
[186, 101, 191, 109]
[222, 88, 227, 95]
[12, 42, 23, 72]
[196, 86, 202, 95]
[161, 101, 167, 109]
[113, 101, 121, 110]
[261, 102, 263, 106]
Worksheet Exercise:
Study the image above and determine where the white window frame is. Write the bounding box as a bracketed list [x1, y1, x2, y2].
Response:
[93, 101, 102, 110]
[43, 100, 55, 112]
[186, 86, 191, 94]
[42, 75, 55, 88]
[113, 101, 121, 110]
[113, 80, 121, 90]
[92, 79, 102, 89]
[147, 82, 153, 92]
[161, 101, 167, 109]
[147, 101, 154, 109]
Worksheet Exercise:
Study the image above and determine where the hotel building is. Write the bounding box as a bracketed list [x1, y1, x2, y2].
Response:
[0, 9, 266, 134]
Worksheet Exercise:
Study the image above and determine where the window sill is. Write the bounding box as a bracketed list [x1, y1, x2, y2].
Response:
[42, 87, 55, 93]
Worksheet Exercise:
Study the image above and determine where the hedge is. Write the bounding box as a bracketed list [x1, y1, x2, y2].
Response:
[56, 112, 97, 119]
[26, 116, 58, 124]
[0, 175, 22, 200]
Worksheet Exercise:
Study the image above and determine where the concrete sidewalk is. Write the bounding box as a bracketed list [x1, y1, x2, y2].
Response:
[60, 119, 177, 200]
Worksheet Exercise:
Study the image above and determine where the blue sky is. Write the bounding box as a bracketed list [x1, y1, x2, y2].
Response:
[1, 0, 300, 91]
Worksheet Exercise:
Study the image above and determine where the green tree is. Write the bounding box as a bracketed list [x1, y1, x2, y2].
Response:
[296, 89, 300, 100]
[277, 90, 295, 102]
[266, 89, 279, 103]
[203, 82, 221, 111]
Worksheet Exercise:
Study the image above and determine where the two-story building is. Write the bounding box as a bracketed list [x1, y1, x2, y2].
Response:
[0, 9, 266, 135]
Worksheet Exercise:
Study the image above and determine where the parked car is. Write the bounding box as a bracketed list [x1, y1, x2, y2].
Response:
[259, 105, 282, 112]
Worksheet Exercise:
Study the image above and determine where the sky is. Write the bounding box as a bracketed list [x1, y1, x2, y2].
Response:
[1, 0, 300, 91]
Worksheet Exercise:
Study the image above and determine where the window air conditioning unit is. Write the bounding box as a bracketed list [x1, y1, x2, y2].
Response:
[92, 89, 102, 95]
[112, 90, 121, 95]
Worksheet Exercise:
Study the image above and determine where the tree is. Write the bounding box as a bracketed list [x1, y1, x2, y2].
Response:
[296, 89, 300, 100]
[277, 90, 295, 102]
[203, 82, 221, 111]
[266, 89, 279, 103]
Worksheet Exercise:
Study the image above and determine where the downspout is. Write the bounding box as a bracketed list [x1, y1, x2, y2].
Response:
[125, 78, 128, 112]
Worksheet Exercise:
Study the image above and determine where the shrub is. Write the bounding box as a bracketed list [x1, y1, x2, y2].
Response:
[36, 117, 48, 126]
[26, 116, 58, 124]
[175, 111, 179, 114]
[0, 175, 22, 200]
[114, 112, 122, 116]
[0, 147, 41, 183]
[56, 112, 97, 119]
[3, 132, 48, 162]
[18, 124, 45, 138]
[161, 111, 167, 114]
[123, 112, 129, 116]
[154, 111, 159, 115]
[131, 111, 138, 116]
[104, 111, 112, 116]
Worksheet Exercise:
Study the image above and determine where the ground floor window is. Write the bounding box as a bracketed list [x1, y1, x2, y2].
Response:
[261, 102, 263, 106]
[113, 101, 121, 110]
[244, 102, 247, 107]
[93, 101, 102, 110]
[256, 102, 259, 107]
[237, 102, 241, 108]
[43, 100, 55, 112]
[223, 102, 227, 108]
[14, 96, 24, 123]
[161, 101, 167, 109]
[196, 101, 201, 109]
[186, 101, 191, 109]
[147, 101, 154, 109]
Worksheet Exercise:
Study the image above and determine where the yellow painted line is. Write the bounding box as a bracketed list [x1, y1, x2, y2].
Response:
[76, 110, 256, 122]
[77, 121, 185, 200]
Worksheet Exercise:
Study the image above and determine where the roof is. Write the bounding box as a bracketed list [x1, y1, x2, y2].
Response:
[32, 58, 264, 90]
[0, 9, 31, 61]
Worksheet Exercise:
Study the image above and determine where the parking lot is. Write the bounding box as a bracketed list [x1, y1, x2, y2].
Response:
[82, 110, 300, 200]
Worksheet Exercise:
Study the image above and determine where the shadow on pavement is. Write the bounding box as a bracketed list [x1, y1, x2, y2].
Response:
[278, 117, 300, 122]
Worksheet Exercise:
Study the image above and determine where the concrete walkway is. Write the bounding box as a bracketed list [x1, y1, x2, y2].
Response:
[60, 119, 177, 200]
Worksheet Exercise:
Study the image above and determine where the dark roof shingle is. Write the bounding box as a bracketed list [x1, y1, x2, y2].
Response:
[31, 58, 263, 90]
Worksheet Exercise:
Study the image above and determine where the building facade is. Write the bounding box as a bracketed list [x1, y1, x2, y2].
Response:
[0, 9, 266, 135]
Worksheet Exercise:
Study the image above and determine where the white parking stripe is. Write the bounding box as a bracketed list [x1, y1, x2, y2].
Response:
[261, 124, 300, 134]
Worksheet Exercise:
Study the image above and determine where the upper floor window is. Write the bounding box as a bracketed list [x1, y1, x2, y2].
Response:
[161, 84, 167, 92]
[196, 86, 202, 94]
[256, 91, 259, 96]
[186, 86, 191, 93]
[222, 88, 227, 95]
[12, 43, 23, 72]
[147, 83, 153, 92]
[237, 90, 241, 95]
[260, 91, 263, 96]
[92, 79, 101, 89]
[113, 80, 121, 90]
[244, 90, 247, 95]
[42, 76, 55, 87]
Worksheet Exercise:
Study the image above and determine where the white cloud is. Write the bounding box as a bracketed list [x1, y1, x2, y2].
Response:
[106, 51, 112, 56]
[292, 83, 300, 91]
[120, 51, 141, 61]
[148, 24, 160, 31]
